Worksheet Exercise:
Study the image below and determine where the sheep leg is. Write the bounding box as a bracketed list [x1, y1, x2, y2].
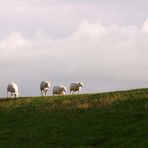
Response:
[7, 91, 9, 98]
[45, 90, 47, 96]
[41, 90, 43, 96]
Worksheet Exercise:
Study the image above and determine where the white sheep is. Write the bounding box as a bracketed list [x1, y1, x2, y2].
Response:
[7, 82, 19, 98]
[70, 82, 84, 94]
[40, 81, 51, 96]
[52, 86, 67, 96]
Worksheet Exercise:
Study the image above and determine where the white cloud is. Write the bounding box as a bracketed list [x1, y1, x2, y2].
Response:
[142, 19, 148, 32]
[1, 0, 147, 40]
[0, 19, 148, 96]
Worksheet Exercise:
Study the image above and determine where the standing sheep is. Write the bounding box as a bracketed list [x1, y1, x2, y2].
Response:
[7, 82, 19, 98]
[40, 81, 51, 96]
[70, 82, 84, 94]
[52, 86, 67, 96]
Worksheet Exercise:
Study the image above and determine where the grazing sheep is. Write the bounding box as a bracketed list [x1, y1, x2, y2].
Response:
[40, 81, 51, 96]
[52, 86, 67, 96]
[70, 82, 84, 94]
[7, 82, 19, 98]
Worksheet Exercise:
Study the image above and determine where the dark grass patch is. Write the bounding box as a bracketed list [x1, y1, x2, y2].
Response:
[0, 88, 148, 147]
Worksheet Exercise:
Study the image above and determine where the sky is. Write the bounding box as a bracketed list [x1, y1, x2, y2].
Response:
[0, 0, 148, 97]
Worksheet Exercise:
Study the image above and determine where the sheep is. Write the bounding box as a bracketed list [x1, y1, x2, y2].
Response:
[70, 82, 84, 94]
[40, 81, 51, 96]
[7, 82, 19, 98]
[52, 86, 67, 96]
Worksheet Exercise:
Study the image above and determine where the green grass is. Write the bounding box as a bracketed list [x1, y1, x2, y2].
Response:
[1, 88, 148, 147]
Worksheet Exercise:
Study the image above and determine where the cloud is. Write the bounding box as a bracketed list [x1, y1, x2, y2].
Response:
[64, 20, 148, 81]
[1, 0, 148, 41]
[0, 19, 148, 96]
[142, 19, 148, 32]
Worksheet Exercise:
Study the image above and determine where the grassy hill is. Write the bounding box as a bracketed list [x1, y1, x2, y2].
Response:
[0, 88, 148, 147]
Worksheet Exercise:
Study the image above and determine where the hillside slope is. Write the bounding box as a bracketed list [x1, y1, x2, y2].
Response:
[0, 88, 148, 147]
